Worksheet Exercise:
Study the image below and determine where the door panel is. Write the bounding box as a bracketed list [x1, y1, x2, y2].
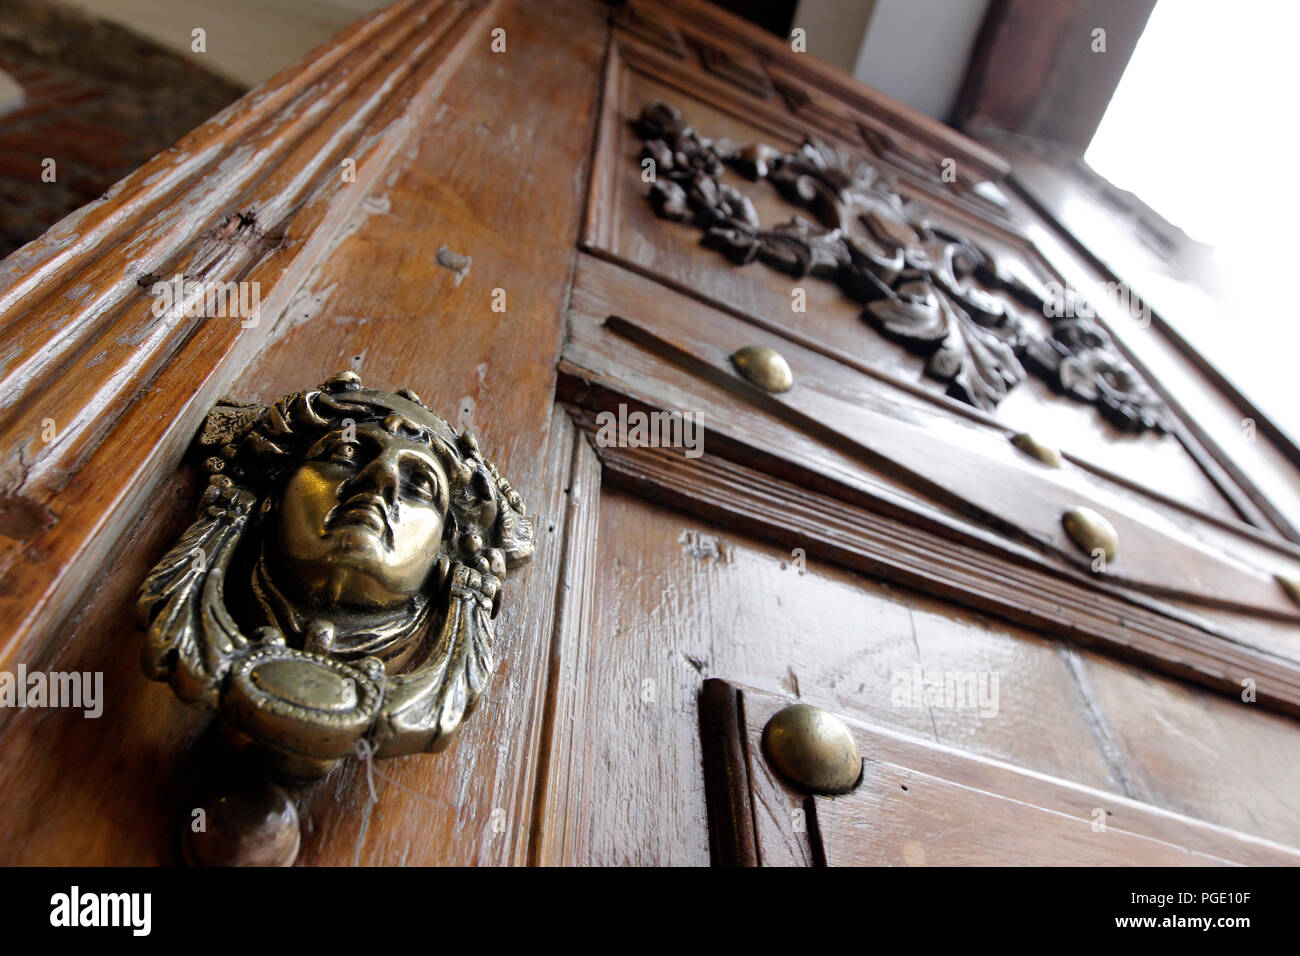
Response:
[584, 34, 1243, 525]
[2, 0, 1298, 867]
[704, 682, 1300, 866]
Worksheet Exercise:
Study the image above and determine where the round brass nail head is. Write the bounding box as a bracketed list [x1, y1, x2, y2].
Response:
[1062, 506, 1118, 564]
[1010, 432, 1061, 468]
[183, 777, 301, 867]
[730, 345, 793, 393]
[762, 704, 862, 795]
[1278, 574, 1300, 609]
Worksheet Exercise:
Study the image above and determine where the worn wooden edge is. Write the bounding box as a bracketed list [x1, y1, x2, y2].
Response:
[599, 312, 1300, 621]
[553, 376, 1300, 721]
[0, 0, 423, 317]
[698, 678, 760, 866]
[497, 406, 591, 865]
[0, 0, 499, 671]
[580, 24, 624, 252]
[0, 0, 447, 424]
[528, 411, 604, 866]
[737, 685, 1300, 866]
[722, 679, 818, 867]
[555, 358, 1293, 657]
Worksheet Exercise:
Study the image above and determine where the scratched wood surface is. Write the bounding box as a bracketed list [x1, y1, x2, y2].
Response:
[558, 488, 1113, 864]
[0, 0, 604, 865]
[2, 0, 1300, 868]
[580, 494, 1300, 862]
[730, 685, 1300, 866]
[0, 0, 491, 671]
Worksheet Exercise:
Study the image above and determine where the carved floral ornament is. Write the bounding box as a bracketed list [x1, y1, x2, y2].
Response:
[632, 102, 1166, 434]
[138, 372, 534, 778]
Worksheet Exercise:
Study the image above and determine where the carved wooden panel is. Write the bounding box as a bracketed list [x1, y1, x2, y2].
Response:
[611, 1, 687, 59]
[630, 100, 1164, 431]
[561, 255, 1300, 707]
[0, 0, 607, 866]
[688, 37, 774, 100]
[704, 681, 1300, 866]
[2, 0, 1298, 872]
[581, 43, 1266, 527]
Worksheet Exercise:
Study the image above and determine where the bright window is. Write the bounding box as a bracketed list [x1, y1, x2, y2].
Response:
[1085, 0, 1300, 441]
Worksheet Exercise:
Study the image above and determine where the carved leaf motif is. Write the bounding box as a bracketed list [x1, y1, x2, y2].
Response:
[629, 101, 1167, 434]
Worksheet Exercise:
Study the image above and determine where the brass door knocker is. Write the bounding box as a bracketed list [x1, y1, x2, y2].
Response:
[138, 371, 535, 786]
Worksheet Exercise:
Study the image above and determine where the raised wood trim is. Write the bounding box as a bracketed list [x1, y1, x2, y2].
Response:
[529, 411, 604, 866]
[698, 678, 759, 866]
[726, 682, 1300, 866]
[597, 312, 1300, 621]
[0, 0, 499, 672]
[556, 381, 1300, 721]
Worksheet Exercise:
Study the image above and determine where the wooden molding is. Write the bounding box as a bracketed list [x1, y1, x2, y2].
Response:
[557, 376, 1300, 720]
[528, 412, 605, 866]
[580, 41, 1300, 550]
[698, 679, 759, 865]
[709, 681, 1300, 866]
[0, 0, 496, 669]
[597, 312, 1300, 621]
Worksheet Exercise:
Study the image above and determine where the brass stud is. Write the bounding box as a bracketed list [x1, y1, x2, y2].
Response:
[1010, 432, 1061, 468]
[730, 345, 793, 393]
[1062, 506, 1118, 564]
[182, 776, 301, 867]
[1278, 575, 1300, 609]
[762, 704, 862, 795]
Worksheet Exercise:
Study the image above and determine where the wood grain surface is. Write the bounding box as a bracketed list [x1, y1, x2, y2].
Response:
[716, 682, 1300, 866]
[2, 0, 1298, 868]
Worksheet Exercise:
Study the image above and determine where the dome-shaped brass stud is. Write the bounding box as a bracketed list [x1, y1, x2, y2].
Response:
[1010, 432, 1061, 468]
[762, 704, 862, 795]
[1278, 575, 1300, 609]
[1062, 506, 1118, 564]
[183, 777, 301, 867]
[730, 345, 793, 393]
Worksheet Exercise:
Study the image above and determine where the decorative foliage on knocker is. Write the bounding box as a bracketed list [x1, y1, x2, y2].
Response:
[138, 371, 535, 778]
[632, 101, 1165, 434]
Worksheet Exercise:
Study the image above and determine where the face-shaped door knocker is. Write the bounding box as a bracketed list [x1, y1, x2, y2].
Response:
[138, 371, 535, 779]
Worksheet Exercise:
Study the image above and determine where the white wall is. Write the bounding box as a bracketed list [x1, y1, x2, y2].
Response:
[58, 0, 389, 87]
[72, 0, 989, 119]
[794, 0, 990, 121]
[789, 0, 877, 74]
[853, 0, 990, 120]
[0, 68, 24, 117]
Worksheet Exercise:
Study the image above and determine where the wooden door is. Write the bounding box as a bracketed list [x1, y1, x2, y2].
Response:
[2, 0, 1299, 867]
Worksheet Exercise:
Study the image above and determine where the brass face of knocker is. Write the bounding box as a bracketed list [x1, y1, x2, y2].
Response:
[138, 371, 535, 783]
